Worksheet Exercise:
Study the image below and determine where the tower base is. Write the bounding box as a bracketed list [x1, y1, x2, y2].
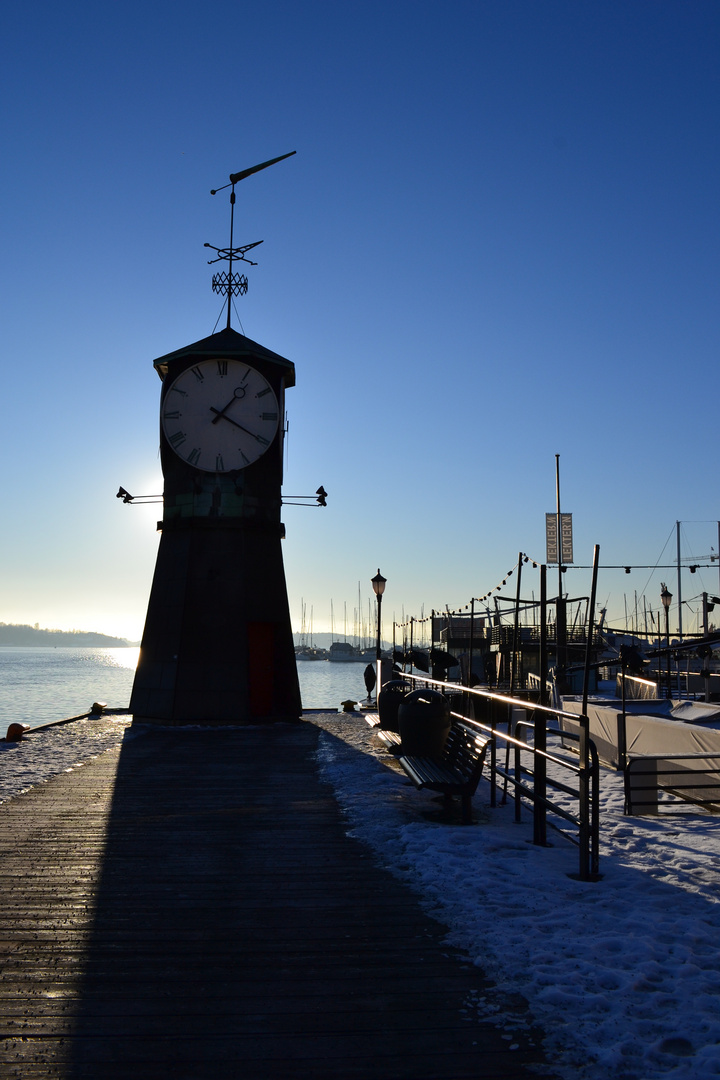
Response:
[130, 520, 301, 726]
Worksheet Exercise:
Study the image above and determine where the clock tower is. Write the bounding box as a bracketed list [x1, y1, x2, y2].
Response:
[129, 154, 301, 725]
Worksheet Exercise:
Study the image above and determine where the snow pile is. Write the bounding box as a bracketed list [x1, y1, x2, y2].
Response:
[315, 721, 720, 1080]
[0, 714, 131, 804]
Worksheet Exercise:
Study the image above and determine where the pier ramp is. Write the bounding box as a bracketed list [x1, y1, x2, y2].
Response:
[0, 720, 553, 1078]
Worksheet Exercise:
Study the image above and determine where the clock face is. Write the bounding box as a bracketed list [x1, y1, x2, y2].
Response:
[161, 359, 280, 473]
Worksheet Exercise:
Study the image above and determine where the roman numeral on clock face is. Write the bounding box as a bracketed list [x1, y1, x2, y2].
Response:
[169, 431, 186, 447]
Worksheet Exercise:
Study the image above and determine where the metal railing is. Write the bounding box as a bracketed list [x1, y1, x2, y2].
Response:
[397, 671, 600, 880]
[624, 753, 720, 814]
[439, 624, 592, 647]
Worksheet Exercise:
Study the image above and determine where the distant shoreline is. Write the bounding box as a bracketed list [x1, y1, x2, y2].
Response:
[0, 624, 137, 648]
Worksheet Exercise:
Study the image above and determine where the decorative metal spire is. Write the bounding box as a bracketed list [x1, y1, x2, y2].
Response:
[205, 151, 296, 329]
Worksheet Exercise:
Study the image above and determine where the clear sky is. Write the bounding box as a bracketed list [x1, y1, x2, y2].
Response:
[1, 0, 719, 642]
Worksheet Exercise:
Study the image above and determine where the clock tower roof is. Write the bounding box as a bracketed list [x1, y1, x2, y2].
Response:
[152, 326, 295, 387]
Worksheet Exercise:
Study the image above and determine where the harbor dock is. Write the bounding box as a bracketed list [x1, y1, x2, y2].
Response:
[0, 718, 553, 1079]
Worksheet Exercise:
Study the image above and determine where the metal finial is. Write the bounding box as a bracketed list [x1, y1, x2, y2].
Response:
[206, 151, 296, 329]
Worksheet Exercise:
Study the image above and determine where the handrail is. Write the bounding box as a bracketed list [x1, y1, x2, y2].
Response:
[624, 751, 720, 814]
[621, 674, 657, 688]
[628, 752, 720, 761]
[396, 671, 600, 880]
[395, 669, 581, 723]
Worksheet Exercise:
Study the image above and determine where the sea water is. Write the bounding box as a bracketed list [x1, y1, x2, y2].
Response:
[0, 648, 374, 730]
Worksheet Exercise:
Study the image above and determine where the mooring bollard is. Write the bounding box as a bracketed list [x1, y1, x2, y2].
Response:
[5, 723, 29, 742]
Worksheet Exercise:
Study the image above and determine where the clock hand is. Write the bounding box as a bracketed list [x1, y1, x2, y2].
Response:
[209, 407, 262, 441]
[211, 385, 248, 424]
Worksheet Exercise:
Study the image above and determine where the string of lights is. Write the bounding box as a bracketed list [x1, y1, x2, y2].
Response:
[395, 555, 531, 629]
[394, 554, 720, 632]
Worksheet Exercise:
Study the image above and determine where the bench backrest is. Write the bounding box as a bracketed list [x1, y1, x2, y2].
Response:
[444, 722, 491, 782]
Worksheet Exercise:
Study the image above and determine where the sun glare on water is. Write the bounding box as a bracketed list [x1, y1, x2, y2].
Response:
[102, 647, 140, 671]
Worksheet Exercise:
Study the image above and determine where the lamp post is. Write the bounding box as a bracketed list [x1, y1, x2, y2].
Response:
[371, 569, 387, 703]
[660, 583, 672, 699]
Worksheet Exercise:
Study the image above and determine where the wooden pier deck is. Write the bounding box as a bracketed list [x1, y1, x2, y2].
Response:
[0, 720, 556, 1079]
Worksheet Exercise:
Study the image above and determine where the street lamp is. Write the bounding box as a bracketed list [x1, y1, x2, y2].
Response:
[660, 583, 672, 699]
[371, 569, 387, 702]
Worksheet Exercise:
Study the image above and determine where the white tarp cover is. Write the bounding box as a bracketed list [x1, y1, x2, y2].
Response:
[559, 702, 720, 806]
[669, 700, 720, 724]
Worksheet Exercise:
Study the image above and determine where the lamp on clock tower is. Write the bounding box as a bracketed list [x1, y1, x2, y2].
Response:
[129, 153, 301, 725]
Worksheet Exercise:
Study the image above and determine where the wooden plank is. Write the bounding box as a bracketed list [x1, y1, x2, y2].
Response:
[0, 723, 555, 1079]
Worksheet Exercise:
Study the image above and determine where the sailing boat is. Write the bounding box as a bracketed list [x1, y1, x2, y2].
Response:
[295, 600, 328, 660]
[328, 590, 373, 662]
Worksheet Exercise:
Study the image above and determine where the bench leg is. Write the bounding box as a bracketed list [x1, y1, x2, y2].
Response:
[461, 795, 472, 825]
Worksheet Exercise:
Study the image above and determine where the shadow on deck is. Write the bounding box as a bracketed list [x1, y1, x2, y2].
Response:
[1, 722, 555, 1079]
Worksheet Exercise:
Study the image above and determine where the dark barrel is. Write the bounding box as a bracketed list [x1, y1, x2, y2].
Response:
[398, 689, 451, 756]
[377, 680, 410, 733]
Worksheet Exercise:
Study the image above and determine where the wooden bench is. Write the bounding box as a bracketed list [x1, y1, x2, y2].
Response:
[398, 722, 492, 825]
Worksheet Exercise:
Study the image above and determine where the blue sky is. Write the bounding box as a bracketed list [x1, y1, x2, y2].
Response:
[1, 1, 719, 642]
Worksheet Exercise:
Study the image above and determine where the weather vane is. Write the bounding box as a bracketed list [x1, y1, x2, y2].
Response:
[205, 150, 296, 329]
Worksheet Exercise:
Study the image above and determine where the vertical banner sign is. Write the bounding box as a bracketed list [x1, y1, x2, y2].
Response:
[560, 513, 574, 564]
[546, 513, 574, 564]
[545, 514, 558, 563]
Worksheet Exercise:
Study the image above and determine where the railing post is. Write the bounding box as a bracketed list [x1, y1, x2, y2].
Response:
[590, 744, 600, 876]
[534, 565, 548, 846]
[578, 544, 600, 880]
[467, 598, 475, 720]
[488, 695, 497, 808]
[618, 666, 628, 771]
[501, 698, 513, 806]
[514, 713, 522, 823]
[578, 710, 591, 878]
[510, 552, 522, 697]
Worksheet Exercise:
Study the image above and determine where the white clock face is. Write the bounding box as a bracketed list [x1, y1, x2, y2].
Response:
[161, 359, 280, 472]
